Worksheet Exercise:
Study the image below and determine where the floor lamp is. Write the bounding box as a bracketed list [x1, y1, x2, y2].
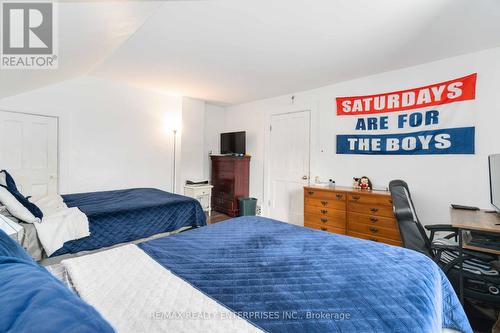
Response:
[172, 129, 177, 194]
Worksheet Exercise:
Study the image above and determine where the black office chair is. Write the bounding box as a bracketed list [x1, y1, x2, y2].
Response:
[389, 179, 500, 306]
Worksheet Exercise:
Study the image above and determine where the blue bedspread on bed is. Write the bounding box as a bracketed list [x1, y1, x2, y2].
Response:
[52, 188, 206, 256]
[139, 216, 472, 333]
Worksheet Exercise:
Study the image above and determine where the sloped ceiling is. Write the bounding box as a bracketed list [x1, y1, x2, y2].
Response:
[0, 1, 163, 99]
[2, 0, 500, 105]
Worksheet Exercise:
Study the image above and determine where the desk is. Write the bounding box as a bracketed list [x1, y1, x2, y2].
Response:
[450, 208, 500, 303]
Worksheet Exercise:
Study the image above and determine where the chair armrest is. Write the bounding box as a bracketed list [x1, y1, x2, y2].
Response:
[424, 224, 458, 232]
[425, 224, 459, 243]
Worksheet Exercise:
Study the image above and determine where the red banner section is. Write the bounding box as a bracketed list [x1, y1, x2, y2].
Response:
[336, 73, 477, 116]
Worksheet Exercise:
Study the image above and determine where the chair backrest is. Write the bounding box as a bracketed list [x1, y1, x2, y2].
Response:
[389, 180, 433, 257]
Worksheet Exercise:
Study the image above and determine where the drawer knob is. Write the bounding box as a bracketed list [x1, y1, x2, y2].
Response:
[369, 217, 378, 223]
[369, 208, 379, 213]
[320, 209, 328, 215]
[352, 195, 360, 200]
[369, 237, 378, 242]
[335, 193, 343, 199]
[320, 218, 328, 223]
[369, 227, 378, 233]
[308, 191, 314, 196]
[321, 201, 328, 206]
[320, 227, 327, 231]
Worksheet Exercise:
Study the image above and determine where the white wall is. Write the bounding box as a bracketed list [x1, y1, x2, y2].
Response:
[178, 97, 206, 193]
[222, 47, 500, 224]
[203, 103, 226, 180]
[0, 76, 183, 194]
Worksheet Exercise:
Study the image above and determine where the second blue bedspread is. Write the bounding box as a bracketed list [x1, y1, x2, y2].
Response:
[51, 188, 206, 256]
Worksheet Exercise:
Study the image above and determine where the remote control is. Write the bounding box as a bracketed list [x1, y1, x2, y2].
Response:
[451, 204, 480, 211]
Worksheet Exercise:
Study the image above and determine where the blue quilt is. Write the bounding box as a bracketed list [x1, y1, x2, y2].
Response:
[0, 230, 114, 332]
[140, 217, 472, 333]
[52, 188, 206, 256]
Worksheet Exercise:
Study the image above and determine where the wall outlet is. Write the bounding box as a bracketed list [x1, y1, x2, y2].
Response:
[256, 205, 262, 216]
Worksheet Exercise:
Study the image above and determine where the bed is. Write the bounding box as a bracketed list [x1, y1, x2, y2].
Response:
[0, 175, 206, 260]
[54, 216, 472, 333]
[50, 188, 206, 257]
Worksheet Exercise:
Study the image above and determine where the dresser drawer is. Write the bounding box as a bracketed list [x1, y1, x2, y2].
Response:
[197, 188, 211, 196]
[349, 202, 394, 218]
[304, 213, 346, 229]
[214, 171, 235, 180]
[348, 222, 400, 241]
[304, 197, 346, 210]
[348, 193, 392, 206]
[304, 205, 346, 218]
[304, 189, 346, 201]
[214, 161, 235, 170]
[304, 221, 346, 235]
[347, 231, 402, 247]
[185, 188, 212, 197]
[348, 212, 397, 229]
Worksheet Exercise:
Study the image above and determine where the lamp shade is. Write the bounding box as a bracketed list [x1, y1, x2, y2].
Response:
[164, 112, 182, 134]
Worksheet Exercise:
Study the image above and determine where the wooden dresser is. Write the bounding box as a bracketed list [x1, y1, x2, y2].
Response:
[304, 186, 402, 246]
[211, 155, 250, 217]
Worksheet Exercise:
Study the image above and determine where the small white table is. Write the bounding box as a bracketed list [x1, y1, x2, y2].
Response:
[184, 184, 214, 216]
[0, 214, 23, 243]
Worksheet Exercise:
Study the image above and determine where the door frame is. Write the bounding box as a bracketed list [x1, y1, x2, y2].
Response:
[0, 109, 61, 193]
[263, 103, 316, 218]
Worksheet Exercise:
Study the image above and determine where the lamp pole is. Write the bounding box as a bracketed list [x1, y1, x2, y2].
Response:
[172, 129, 177, 194]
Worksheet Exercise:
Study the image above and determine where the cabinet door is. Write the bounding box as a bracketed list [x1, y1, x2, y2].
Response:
[212, 180, 235, 199]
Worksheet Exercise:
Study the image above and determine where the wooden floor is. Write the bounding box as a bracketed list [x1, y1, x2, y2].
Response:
[207, 210, 232, 224]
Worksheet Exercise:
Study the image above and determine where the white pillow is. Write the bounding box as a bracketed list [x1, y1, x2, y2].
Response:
[0, 186, 40, 224]
[0, 172, 5, 187]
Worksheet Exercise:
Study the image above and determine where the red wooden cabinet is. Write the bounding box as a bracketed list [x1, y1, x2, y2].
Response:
[210, 155, 250, 217]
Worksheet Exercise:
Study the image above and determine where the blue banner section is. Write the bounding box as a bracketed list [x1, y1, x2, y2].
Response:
[336, 127, 475, 155]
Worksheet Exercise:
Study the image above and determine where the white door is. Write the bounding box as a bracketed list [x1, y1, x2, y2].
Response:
[0, 111, 58, 196]
[268, 111, 310, 226]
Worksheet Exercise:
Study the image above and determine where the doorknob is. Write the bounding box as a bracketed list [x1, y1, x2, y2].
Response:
[302, 175, 308, 180]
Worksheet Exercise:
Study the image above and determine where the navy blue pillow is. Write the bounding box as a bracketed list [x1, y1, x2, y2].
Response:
[0, 170, 17, 190]
[0, 185, 43, 219]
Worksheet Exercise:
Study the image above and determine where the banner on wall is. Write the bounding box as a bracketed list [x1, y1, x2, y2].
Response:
[335, 73, 477, 155]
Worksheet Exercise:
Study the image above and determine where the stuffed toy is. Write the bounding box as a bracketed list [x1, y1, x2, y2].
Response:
[352, 177, 360, 188]
[357, 176, 372, 190]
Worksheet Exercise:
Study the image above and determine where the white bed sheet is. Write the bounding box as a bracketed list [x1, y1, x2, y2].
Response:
[34, 196, 90, 256]
[61, 244, 263, 333]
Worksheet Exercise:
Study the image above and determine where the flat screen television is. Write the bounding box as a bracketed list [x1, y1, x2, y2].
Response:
[221, 131, 246, 155]
[488, 154, 500, 212]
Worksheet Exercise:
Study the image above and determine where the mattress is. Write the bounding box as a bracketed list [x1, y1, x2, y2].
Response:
[61, 216, 472, 333]
[51, 188, 206, 257]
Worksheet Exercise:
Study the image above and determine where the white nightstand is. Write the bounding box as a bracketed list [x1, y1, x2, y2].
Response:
[184, 184, 214, 216]
[0, 214, 23, 243]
